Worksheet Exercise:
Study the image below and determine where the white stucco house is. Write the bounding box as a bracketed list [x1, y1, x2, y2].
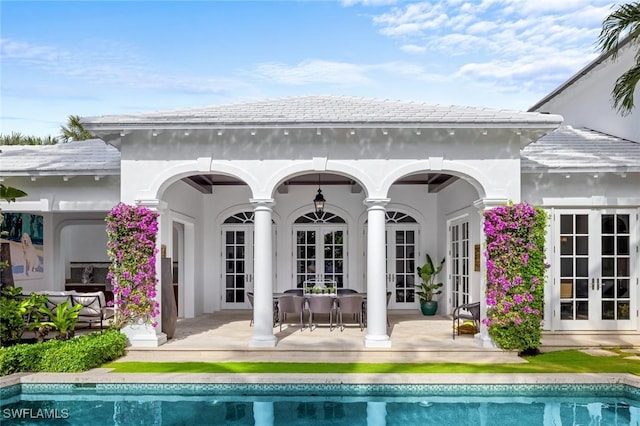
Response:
[1, 41, 638, 348]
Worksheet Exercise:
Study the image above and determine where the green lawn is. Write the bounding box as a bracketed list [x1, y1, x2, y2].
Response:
[104, 349, 640, 374]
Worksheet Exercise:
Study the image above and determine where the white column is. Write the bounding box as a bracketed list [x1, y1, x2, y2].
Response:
[364, 198, 391, 348]
[121, 198, 168, 347]
[250, 199, 277, 347]
[473, 198, 508, 348]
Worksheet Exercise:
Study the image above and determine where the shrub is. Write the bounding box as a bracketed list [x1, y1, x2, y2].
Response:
[0, 329, 127, 375]
[483, 202, 547, 353]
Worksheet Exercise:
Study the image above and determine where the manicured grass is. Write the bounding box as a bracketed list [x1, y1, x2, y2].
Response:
[103, 349, 640, 375]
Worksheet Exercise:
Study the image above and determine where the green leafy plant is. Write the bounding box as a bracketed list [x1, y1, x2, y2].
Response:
[415, 254, 445, 303]
[0, 329, 127, 375]
[38, 300, 83, 340]
[0, 287, 47, 345]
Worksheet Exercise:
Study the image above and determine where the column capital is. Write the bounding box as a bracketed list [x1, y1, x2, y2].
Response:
[363, 198, 390, 210]
[134, 199, 168, 212]
[473, 198, 509, 211]
[250, 198, 275, 210]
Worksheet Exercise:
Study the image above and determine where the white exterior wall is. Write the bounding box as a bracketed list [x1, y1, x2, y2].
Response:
[0, 175, 118, 293]
[533, 43, 639, 143]
[438, 179, 483, 312]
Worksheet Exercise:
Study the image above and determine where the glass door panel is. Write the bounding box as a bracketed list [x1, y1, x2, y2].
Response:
[450, 221, 470, 310]
[294, 226, 346, 289]
[386, 227, 419, 309]
[323, 229, 344, 287]
[223, 229, 250, 307]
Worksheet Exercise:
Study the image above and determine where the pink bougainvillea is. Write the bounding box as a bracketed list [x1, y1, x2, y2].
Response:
[483, 202, 547, 352]
[106, 203, 160, 329]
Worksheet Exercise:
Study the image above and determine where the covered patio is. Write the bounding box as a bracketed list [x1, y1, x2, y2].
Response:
[115, 310, 640, 364]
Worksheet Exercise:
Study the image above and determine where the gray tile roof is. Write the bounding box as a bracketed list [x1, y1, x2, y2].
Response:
[521, 126, 640, 172]
[0, 139, 120, 176]
[82, 95, 563, 129]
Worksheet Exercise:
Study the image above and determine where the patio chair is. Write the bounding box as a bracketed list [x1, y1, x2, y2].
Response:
[72, 292, 114, 330]
[284, 288, 304, 296]
[248, 291, 279, 327]
[336, 295, 364, 331]
[278, 295, 306, 332]
[452, 301, 480, 339]
[307, 296, 336, 331]
[337, 288, 358, 295]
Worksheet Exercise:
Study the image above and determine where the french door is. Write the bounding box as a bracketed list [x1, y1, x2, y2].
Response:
[294, 226, 346, 288]
[222, 226, 253, 309]
[555, 210, 637, 330]
[386, 226, 419, 309]
[450, 219, 470, 309]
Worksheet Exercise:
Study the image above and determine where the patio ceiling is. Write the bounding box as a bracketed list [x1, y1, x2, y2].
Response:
[182, 172, 458, 194]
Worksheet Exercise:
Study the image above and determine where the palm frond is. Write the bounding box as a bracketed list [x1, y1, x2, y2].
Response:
[612, 62, 640, 115]
[597, 2, 640, 58]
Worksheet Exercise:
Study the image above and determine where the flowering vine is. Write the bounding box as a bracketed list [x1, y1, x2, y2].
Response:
[106, 203, 160, 329]
[483, 202, 547, 353]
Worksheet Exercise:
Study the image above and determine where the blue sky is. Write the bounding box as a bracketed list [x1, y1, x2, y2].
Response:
[1, 0, 616, 138]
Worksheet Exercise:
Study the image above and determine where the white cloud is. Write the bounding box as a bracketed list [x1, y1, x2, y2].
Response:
[340, 0, 399, 6]
[401, 44, 427, 54]
[0, 37, 248, 95]
[252, 59, 427, 86]
[253, 60, 373, 85]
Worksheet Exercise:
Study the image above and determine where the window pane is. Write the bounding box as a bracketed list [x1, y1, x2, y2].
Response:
[396, 260, 404, 273]
[618, 302, 630, 320]
[576, 258, 588, 277]
[601, 236, 614, 256]
[226, 232, 234, 244]
[617, 258, 629, 277]
[601, 215, 615, 234]
[236, 232, 244, 245]
[576, 236, 588, 256]
[560, 236, 573, 255]
[395, 231, 405, 244]
[602, 301, 615, 320]
[618, 279, 630, 298]
[406, 232, 415, 244]
[576, 279, 589, 298]
[560, 215, 573, 234]
[576, 215, 588, 234]
[560, 302, 573, 320]
[601, 279, 614, 298]
[560, 258, 573, 277]
[618, 236, 630, 255]
[602, 258, 614, 277]
[617, 215, 629, 233]
[576, 301, 589, 320]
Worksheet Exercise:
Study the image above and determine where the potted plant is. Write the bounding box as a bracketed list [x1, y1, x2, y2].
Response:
[415, 254, 445, 315]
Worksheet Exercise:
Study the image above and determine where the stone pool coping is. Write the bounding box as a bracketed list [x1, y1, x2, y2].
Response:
[2, 372, 640, 388]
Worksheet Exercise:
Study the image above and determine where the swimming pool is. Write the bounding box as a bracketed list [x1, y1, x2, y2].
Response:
[3, 382, 640, 425]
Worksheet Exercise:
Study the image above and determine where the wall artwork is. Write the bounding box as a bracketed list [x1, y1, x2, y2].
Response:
[0, 212, 44, 280]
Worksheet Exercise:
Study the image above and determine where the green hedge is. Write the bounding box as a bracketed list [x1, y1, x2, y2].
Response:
[0, 329, 127, 375]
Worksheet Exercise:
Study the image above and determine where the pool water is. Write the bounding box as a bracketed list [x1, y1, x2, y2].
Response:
[2, 383, 640, 425]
